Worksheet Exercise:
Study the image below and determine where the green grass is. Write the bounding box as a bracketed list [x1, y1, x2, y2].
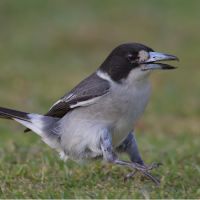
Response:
[0, 130, 200, 198]
[0, 0, 200, 198]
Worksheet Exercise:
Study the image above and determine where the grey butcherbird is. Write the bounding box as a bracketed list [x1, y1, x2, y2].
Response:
[0, 43, 178, 185]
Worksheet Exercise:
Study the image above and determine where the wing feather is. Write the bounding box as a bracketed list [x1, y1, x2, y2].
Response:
[45, 72, 110, 118]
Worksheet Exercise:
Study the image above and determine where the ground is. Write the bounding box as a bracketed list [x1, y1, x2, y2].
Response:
[0, 0, 200, 198]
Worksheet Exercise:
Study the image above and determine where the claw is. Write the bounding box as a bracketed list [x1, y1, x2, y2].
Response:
[143, 171, 160, 186]
[147, 162, 162, 171]
[124, 170, 138, 182]
[114, 159, 161, 185]
[129, 162, 161, 186]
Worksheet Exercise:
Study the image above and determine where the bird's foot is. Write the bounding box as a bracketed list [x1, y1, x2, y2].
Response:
[124, 162, 162, 186]
[145, 162, 162, 170]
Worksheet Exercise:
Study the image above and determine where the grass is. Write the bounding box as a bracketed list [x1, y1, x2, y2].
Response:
[0, 0, 200, 198]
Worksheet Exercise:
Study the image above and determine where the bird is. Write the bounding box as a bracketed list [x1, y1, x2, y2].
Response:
[0, 43, 178, 185]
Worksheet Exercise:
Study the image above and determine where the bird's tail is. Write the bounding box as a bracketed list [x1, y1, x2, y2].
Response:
[0, 107, 57, 137]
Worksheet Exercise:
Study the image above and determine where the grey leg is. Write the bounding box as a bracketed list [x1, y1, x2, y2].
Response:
[100, 129, 160, 185]
[116, 131, 144, 165]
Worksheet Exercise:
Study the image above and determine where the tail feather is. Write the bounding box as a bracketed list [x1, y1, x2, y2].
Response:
[0, 106, 62, 152]
[0, 106, 58, 137]
[0, 107, 30, 121]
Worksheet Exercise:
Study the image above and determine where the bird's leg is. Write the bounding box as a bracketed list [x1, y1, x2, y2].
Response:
[116, 131, 144, 165]
[116, 131, 161, 178]
[100, 130, 160, 186]
[116, 131, 144, 180]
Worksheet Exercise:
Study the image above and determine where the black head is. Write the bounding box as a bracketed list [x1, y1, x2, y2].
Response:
[99, 43, 179, 82]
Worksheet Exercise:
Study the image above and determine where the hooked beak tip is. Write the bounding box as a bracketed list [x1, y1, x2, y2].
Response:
[165, 54, 179, 62]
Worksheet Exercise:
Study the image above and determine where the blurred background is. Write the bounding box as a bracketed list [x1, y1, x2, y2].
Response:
[0, 0, 199, 198]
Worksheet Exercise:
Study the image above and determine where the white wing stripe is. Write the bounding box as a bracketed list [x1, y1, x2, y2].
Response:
[69, 96, 103, 108]
[49, 99, 62, 110]
[49, 93, 75, 111]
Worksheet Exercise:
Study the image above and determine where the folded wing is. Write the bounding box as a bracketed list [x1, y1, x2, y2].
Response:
[45, 72, 110, 118]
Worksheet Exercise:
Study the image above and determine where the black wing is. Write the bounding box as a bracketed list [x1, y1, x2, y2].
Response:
[45, 72, 110, 118]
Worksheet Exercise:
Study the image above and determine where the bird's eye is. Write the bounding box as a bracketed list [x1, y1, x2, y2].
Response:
[127, 54, 137, 64]
[127, 54, 135, 63]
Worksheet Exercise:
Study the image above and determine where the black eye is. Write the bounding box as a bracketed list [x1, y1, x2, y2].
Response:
[127, 54, 135, 63]
[127, 54, 134, 62]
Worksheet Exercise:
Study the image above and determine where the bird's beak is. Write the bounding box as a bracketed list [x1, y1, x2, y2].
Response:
[141, 52, 179, 71]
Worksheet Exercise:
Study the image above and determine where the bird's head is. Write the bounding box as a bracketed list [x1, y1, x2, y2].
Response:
[99, 43, 179, 82]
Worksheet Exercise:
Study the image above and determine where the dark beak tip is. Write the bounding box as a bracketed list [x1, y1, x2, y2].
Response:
[166, 54, 179, 62]
[163, 65, 178, 70]
[161, 53, 179, 62]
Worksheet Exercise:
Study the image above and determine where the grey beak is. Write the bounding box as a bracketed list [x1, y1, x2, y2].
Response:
[141, 52, 179, 71]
